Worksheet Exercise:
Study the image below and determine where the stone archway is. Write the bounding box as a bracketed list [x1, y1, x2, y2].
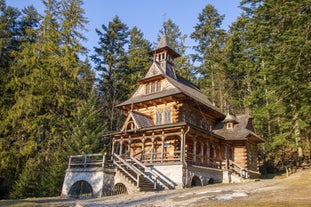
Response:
[112, 183, 128, 195]
[191, 175, 202, 187]
[68, 180, 93, 198]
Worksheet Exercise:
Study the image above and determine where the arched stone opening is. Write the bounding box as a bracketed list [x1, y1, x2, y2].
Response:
[208, 178, 215, 184]
[191, 176, 202, 187]
[68, 180, 93, 198]
[112, 183, 128, 195]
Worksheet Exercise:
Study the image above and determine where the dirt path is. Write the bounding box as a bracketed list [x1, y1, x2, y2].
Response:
[2, 168, 311, 207]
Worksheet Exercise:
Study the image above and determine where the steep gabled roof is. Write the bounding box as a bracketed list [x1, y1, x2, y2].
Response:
[213, 114, 264, 143]
[121, 111, 154, 131]
[140, 61, 164, 82]
[116, 69, 224, 118]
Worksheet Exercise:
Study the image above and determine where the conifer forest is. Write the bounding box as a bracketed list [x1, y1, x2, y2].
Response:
[0, 0, 310, 199]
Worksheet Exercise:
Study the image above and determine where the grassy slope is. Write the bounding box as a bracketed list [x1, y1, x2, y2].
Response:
[1, 168, 311, 207]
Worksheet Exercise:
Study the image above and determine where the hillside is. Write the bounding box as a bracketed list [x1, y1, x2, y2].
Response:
[1, 168, 311, 207]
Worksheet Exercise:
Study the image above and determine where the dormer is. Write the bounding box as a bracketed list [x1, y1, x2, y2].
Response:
[223, 113, 239, 129]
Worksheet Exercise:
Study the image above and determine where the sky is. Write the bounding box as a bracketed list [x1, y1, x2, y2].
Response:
[6, 0, 242, 56]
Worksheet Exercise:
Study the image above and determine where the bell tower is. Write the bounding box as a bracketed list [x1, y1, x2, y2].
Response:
[149, 28, 180, 79]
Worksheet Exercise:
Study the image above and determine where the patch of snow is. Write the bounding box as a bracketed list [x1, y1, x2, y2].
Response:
[216, 192, 248, 200]
[196, 189, 222, 195]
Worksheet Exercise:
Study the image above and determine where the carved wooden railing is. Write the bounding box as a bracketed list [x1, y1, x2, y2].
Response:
[68, 153, 104, 169]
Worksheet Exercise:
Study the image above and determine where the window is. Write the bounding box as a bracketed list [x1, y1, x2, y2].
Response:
[157, 81, 161, 91]
[145, 83, 150, 94]
[145, 81, 162, 95]
[151, 82, 156, 93]
[156, 110, 162, 125]
[227, 122, 233, 129]
[164, 108, 171, 124]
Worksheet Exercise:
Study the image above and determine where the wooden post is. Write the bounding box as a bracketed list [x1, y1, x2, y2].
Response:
[151, 138, 155, 163]
[219, 144, 222, 169]
[193, 138, 197, 163]
[161, 136, 164, 163]
[207, 142, 210, 166]
[142, 139, 145, 161]
[200, 140, 204, 164]
[180, 133, 184, 162]
[213, 145, 217, 168]
[225, 145, 229, 169]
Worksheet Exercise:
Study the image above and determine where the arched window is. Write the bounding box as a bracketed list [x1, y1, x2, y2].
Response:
[164, 108, 171, 124]
[156, 110, 162, 125]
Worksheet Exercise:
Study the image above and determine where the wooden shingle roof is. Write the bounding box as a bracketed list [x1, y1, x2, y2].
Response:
[213, 114, 264, 143]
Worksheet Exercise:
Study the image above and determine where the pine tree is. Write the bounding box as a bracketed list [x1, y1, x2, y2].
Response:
[68, 92, 108, 154]
[0, 3, 41, 198]
[0, 0, 93, 198]
[92, 16, 129, 131]
[127, 26, 152, 92]
[191, 4, 229, 111]
[239, 0, 311, 167]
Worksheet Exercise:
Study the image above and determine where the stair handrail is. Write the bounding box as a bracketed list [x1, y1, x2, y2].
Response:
[129, 156, 158, 189]
[113, 153, 143, 186]
[130, 156, 175, 189]
[229, 160, 249, 178]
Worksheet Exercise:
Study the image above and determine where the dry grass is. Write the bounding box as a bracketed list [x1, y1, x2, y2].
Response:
[1, 168, 311, 207]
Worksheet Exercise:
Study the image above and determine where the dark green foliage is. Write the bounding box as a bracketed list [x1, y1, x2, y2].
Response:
[159, 19, 196, 82]
[191, 4, 230, 112]
[127, 26, 152, 92]
[92, 16, 129, 131]
[0, 0, 310, 199]
[0, 0, 96, 199]
[231, 0, 311, 167]
[67, 92, 108, 154]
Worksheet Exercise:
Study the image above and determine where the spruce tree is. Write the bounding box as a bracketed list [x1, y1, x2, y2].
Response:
[127, 26, 152, 92]
[191, 4, 229, 111]
[0, 0, 93, 198]
[92, 16, 129, 131]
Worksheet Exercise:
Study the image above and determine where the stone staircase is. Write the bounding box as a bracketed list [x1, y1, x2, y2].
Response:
[113, 153, 175, 192]
[116, 166, 156, 191]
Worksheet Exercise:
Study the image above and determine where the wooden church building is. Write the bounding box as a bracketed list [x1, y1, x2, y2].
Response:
[61, 30, 264, 198]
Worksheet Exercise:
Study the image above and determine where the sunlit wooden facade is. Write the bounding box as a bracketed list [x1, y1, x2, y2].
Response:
[111, 31, 264, 175]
